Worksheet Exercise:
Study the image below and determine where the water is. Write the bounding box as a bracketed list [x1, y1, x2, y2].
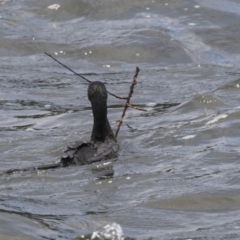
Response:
[1, 0, 240, 239]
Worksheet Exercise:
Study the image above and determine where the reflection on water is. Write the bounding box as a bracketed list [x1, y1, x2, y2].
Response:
[1, 0, 240, 239]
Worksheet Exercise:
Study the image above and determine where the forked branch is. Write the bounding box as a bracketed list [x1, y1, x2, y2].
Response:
[115, 67, 140, 139]
[44, 52, 144, 138]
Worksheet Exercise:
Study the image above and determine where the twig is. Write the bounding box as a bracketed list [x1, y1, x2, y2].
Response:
[116, 120, 134, 130]
[126, 103, 147, 112]
[45, 53, 144, 136]
[44, 52, 91, 83]
[44, 52, 127, 100]
[107, 91, 128, 100]
[115, 67, 140, 139]
[124, 122, 134, 130]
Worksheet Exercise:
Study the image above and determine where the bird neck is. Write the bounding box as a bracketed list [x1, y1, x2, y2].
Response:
[90, 99, 115, 142]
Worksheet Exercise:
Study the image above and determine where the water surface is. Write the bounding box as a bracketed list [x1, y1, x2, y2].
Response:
[1, 0, 240, 239]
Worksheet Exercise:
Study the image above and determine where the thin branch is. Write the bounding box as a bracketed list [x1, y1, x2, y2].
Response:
[44, 52, 127, 99]
[107, 91, 128, 100]
[124, 122, 134, 130]
[126, 103, 147, 112]
[115, 67, 140, 139]
[116, 120, 134, 130]
[44, 52, 91, 83]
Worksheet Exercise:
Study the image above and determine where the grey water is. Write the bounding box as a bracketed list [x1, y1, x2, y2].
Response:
[0, 0, 240, 239]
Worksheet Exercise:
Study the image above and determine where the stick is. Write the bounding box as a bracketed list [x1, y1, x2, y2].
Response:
[44, 52, 91, 83]
[44, 52, 127, 99]
[115, 67, 140, 139]
[107, 91, 128, 100]
[124, 122, 134, 130]
[126, 103, 147, 112]
[44, 53, 144, 135]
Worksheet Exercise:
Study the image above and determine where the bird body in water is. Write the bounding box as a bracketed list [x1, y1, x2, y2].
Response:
[3, 81, 119, 174]
[61, 81, 118, 167]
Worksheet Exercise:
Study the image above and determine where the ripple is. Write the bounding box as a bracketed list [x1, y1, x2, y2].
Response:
[206, 114, 228, 125]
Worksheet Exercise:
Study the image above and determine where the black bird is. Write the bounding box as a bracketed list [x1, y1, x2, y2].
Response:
[3, 81, 119, 174]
